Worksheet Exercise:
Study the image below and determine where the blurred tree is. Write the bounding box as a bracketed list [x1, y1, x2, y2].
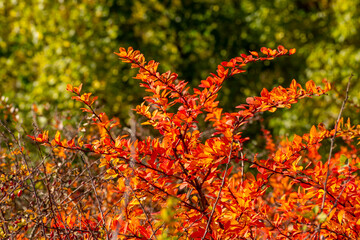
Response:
[0, 0, 359, 135]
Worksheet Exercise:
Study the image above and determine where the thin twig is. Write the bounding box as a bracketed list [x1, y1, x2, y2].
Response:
[240, 143, 244, 185]
[0, 209, 11, 240]
[79, 152, 110, 240]
[320, 158, 353, 239]
[128, 184, 157, 239]
[0, 120, 49, 239]
[31, 112, 70, 238]
[317, 74, 353, 238]
[127, 113, 157, 239]
[201, 138, 234, 240]
[35, 142, 69, 239]
[149, 223, 164, 240]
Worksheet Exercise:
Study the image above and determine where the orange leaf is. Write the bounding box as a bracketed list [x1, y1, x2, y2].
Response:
[66, 84, 73, 92]
[289, 48, 296, 55]
[73, 83, 83, 95]
[250, 51, 259, 57]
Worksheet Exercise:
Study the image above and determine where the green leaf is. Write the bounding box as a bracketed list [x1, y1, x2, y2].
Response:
[317, 212, 327, 223]
[312, 205, 320, 214]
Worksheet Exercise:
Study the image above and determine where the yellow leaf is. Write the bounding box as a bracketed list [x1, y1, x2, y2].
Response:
[104, 169, 118, 180]
[338, 210, 345, 224]
[55, 131, 61, 143]
[78, 135, 84, 147]
[99, 159, 108, 168]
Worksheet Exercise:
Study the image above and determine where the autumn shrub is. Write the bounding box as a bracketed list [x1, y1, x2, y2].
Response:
[0, 101, 115, 239]
[2, 45, 360, 239]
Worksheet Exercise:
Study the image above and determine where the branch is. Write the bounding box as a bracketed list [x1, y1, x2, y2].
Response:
[317, 74, 353, 238]
[202, 137, 234, 239]
[0, 120, 50, 239]
[79, 153, 110, 240]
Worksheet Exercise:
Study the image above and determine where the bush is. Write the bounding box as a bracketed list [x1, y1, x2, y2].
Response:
[2, 46, 359, 239]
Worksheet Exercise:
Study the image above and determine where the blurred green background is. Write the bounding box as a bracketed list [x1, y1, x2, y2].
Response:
[1, 0, 359, 136]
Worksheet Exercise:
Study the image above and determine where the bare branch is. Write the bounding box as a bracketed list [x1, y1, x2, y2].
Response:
[317, 74, 353, 238]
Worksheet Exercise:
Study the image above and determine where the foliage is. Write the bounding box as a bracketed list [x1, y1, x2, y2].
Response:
[1, 0, 360, 135]
[2, 45, 358, 239]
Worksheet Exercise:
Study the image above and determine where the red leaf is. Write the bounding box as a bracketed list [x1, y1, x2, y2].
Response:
[246, 97, 254, 104]
[67, 138, 75, 147]
[277, 45, 285, 52]
[190, 228, 206, 238]
[260, 88, 269, 97]
[200, 80, 211, 88]
[27, 135, 36, 141]
[138, 225, 150, 238]
[260, 47, 269, 55]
